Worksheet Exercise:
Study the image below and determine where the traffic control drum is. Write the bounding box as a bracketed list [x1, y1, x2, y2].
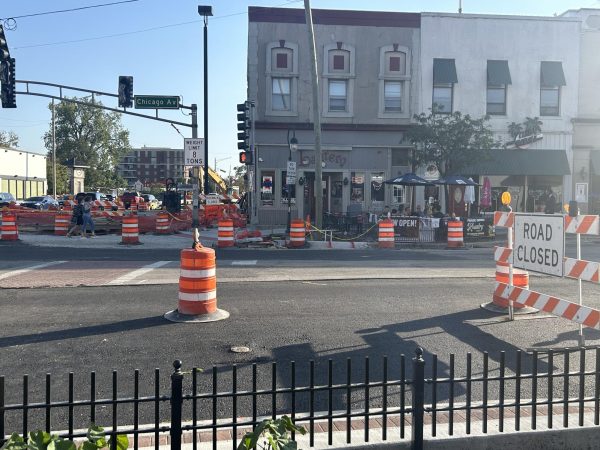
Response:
[121, 215, 141, 245]
[54, 212, 70, 236]
[178, 248, 217, 315]
[218, 219, 234, 247]
[378, 219, 395, 249]
[1, 213, 18, 241]
[155, 212, 170, 234]
[447, 220, 464, 248]
[493, 261, 529, 309]
[289, 218, 306, 248]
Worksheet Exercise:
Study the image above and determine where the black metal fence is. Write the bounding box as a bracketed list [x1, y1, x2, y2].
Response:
[2, 348, 599, 450]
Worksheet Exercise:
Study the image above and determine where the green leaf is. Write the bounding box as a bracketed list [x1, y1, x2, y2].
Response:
[1, 433, 27, 450]
[27, 431, 53, 450]
[80, 442, 98, 450]
[106, 435, 128, 450]
[85, 426, 105, 446]
[50, 440, 76, 450]
[280, 442, 298, 450]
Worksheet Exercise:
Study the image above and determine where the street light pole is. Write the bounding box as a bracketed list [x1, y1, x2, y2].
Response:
[286, 129, 298, 235]
[198, 5, 212, 196]
[52, 99, 56, 199]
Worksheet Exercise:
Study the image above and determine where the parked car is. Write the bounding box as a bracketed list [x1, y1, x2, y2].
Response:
[120, 191, 143, 209]
[75, 192, 107, 203]
[0, 192, 16, 208]
[20, 196, 60, 210]
[142, 194, 160, 210]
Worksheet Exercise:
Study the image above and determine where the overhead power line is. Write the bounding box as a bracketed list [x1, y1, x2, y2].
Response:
[1, 0, 140, 21]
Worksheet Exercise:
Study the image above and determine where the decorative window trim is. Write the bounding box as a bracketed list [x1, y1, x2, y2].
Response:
[378, 44, 411, 118]
[266, 41, 299, 117]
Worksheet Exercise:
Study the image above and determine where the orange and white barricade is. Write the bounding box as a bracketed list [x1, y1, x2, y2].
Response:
[164, 246, 229, 322]
[378, 219, 395, 248]
[447, 220, 464, 248]
[121, 215, 141, 244]
[1, 213, 18, 241]
[217, 219, 234, 247]
[493, 261, 529, 309]
[155, 212, 170, 234]
[289, 218, 306, 248]
[54, 212, 70, 236]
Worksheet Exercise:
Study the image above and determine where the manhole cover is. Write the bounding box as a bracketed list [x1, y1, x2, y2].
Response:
[230, 346, 251, 353]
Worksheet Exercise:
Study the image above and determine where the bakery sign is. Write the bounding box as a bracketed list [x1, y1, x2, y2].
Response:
[300, 151, 348, 168]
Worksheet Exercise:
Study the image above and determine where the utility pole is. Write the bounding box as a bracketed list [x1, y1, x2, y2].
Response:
[304, 0, 323, 229]
[52, 99, 57, 199]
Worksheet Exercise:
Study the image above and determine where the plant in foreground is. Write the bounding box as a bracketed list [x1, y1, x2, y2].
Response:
[1, 425, 128, 450]
[237, 416, 306, 450]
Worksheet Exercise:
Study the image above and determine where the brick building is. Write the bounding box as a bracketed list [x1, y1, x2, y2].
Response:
[117, 146, 185, 187]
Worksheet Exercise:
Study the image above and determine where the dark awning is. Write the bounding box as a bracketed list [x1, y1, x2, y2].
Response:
[591, 152, 600, 175]
[433, 58, 458, 84]
[541, 61, 566, 86]
[463, 149, 570, 176]
[487, 60, 511, 85]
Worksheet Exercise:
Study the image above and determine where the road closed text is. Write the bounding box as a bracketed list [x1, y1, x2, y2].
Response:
[514, 215, 564, 276]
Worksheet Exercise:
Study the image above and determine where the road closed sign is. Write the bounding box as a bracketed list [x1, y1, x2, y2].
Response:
[514, 214, 564, 276]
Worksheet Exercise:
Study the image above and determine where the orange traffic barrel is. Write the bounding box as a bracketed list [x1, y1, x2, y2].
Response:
[447, 220, 464, 248]
[1, 213, 18, 241]
[130, 203, 138, 212]
[155, 212, 170, 234]
[164, 247, 229, 322]
[54, 212, 70, 236]
[289, 218, 306, 248]
[121, 215, 141, 245]
[378, 219, 395, 248]
[218, 219, 234, 247]
[493, 261, 529, 309]
[138, 201, 148, 212]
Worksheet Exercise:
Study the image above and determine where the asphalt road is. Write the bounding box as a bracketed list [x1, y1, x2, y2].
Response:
[2, 278, 599, 429]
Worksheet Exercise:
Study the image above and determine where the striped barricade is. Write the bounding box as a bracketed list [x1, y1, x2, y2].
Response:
[494, 211, 514, 228]
[563, 257, 600, 283]
[494, 246, 513, 264]
[495, 282, 600, 328]
[565, 215, 600, 235]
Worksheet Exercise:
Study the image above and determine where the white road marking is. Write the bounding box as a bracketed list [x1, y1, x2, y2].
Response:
[301, 281, 328, 286]
[108, 261, 171, 285]
[231, 260, 258, 266]
[0, 261, 67, 281]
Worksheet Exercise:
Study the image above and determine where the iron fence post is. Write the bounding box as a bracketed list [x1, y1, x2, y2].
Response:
[170, 360, 184, 450]
[412, 348, 425, 450]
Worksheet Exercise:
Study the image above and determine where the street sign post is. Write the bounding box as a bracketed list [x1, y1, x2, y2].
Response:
[134, 95, 180, 109]
[184, 138, 205, 166]
[513, 214, 564, 277]
[286, 161, 296, 185]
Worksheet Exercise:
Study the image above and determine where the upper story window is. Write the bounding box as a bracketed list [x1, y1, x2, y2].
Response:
[486, 60, 511, 115]
[323, 43, 355, 117]
[540, 61, 566, 117]
[266, 41, 299, 116]
[432, 58, 457, 114]
[378, 45, 411, 118]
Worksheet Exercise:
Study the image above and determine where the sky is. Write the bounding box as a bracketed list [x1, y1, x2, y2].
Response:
[1, 0, 599, 174]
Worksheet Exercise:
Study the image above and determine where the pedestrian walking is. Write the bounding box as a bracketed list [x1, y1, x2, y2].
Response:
[82, 196, 96, 238]
[66, 198, 84, 237]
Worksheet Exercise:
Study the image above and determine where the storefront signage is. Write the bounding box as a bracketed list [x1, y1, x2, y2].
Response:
[514, 214, 564, 276]
[299, 151, 348, 168]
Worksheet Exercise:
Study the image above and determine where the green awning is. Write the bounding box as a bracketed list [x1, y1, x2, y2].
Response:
[487, 60, 511, 85]
[433, 58, 457, 84]
[541, 61, 566, 86]
[591, 152, 600, 175]
[463, 149, 570, 176]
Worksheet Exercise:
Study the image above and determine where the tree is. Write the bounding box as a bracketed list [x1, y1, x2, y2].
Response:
[0, 130, 19, 148]
[43, 98, 131, 191]
[46, 158, 70, 195]
[406, 110, 499, 177]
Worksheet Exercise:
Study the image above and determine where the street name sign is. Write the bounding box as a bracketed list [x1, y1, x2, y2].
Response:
[134, 95, 180, 109]
[184, 138, 205, 166]
[514, 214, 564, 276]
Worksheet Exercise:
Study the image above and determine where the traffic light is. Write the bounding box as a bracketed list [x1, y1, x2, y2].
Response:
[1, 58, 16, 108]
[237, 102, 250, 151]
[118, 76, 133, 108]
[239, 150, 253, 165]
[0, 25, 9, 61]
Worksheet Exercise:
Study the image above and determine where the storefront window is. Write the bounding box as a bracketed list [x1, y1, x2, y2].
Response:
[351, 172, 364, 203]
[371, 173, 385, 203]
[281, 171, 296, 201]
[393, 185, 405, 205]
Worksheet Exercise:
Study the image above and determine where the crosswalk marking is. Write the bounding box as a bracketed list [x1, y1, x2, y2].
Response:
[231, 260, 258, 266]
[0, 261, 67, 281]
[107, 261, 172, 285]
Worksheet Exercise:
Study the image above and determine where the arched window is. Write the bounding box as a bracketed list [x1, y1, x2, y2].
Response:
[266, 41, 299, 116]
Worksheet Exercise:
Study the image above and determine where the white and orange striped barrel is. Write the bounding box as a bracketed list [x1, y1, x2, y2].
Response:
[447, 220, 464, 248]
[289, 218, 306, 248]
[63, 200, 74, 211]
[54, 212, 70, 236]
[378, 219, 395, 249]
[217, 219, 234, 248]
[121, 215, 140, 244]
[178, 247, 217, 315]
[1, 213, 18, 241]
[155, 212, 170, 234]
[130, 203, 138, 212]
[138, 202, 148, 212]
[117, 201, 125, 214]
[493, 261, 529, 309]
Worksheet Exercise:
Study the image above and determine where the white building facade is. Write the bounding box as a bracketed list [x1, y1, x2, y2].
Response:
[0, 147, 48, 200]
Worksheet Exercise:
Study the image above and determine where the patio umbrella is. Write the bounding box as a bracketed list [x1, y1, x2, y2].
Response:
[464, 178, 476, 217]
[480, 177, 492, 208]
[432, 175, 479, 186]
[384, 173, 433, 213]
